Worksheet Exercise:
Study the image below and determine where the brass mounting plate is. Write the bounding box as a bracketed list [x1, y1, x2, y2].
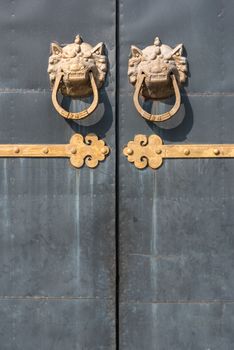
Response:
[0, 134, 109, 169]
[123, 134, 234, 170]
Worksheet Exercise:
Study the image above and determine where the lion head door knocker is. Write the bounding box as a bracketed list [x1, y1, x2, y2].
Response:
[48, 35, 107, 120]
[128, 36, 188, 122]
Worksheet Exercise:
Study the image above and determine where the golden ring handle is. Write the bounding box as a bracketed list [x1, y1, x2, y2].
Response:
[133, 73, 181, 122]
[52, 71, 99, 120]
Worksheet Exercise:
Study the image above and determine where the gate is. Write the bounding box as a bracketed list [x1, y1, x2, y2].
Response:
[0, 1, 233, 349]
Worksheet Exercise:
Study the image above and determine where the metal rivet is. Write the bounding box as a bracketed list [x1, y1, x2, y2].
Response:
[101, 147, 108, 155]
[43, 147, 49, 154]
[214, 149, 220, 155]
[14, 147, 20, 154]
[70, 147, 77, 154]
[156, 149, 162, 155]
[184, 148, 190, 155]
[126, 148, 133, 155]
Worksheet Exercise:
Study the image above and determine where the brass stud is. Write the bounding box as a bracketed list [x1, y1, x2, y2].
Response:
[101, 147, 108, 155]
[126, 148, 133, 156]
[213, 149, 220, 155]
[43, 147, 49, 154]
[70, 147, 77, 155]
[156, 149, 162, 155]
[14, 147, 20, 154]
[184, 148, 190, 156]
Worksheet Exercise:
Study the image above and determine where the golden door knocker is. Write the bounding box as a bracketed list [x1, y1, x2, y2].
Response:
[128, 36, 188, 122]
[48, 35, 107, 120]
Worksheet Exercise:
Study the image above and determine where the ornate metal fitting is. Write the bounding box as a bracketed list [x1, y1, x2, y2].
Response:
[123, 134, 234, 170]
[48, 35, 107, 119]
[0, 134, 110, 169]
[68, 134, 110, 168]
[128, 37, 188, 122]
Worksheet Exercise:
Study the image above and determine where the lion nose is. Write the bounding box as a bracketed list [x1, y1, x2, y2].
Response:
[151, 65, 162, 73]
[70, 63, 85, 71]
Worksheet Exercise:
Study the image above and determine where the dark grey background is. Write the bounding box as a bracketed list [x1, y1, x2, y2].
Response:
[0, 1, 116, 349]
[119, 0, 234, 349]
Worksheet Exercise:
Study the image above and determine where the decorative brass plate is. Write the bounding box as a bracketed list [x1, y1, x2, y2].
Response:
[0, 134, 109, 169]
[123, 134, 234, 170]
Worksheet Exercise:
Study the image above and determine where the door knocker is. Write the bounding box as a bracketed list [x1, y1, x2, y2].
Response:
[48, 35, 107, 120]
[128, 36, 187, 122]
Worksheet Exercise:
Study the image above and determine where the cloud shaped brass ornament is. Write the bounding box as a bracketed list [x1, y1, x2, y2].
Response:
[123, 135, 234, 170]
[48, 35, 107, 120]
[128, 37, 187, 122]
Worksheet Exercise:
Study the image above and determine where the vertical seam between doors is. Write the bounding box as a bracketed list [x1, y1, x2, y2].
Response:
[115, 0, 120, 349]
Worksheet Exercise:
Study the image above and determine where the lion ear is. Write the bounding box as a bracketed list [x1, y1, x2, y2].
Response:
[91, 42, 104, 55]
[50, 43, 62, 55]
[170, 44, 183, 57]
[130, 46, 143, 58]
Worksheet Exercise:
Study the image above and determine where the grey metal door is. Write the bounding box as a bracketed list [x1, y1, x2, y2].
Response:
[0, 1, 116, 349]
[119, 0, 234, 349]
[1, 1, 234, 349]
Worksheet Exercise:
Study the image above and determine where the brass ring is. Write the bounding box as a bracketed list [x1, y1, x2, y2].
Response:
[133, 73, 181, 122]
[52, 71, 99, 120]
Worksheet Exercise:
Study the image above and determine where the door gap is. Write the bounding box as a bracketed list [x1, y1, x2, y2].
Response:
[115, 0, 120, 349]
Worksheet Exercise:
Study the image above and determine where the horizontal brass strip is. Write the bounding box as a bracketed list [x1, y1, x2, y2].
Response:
[0, 134, 109, 169]
[163, 144, 234, 158]
[123, 134, 234, 169]
[0, 145, 67, 157]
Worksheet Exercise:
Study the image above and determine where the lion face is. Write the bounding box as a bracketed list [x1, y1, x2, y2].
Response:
[128, 37, 187, 100]
[48, 35, 107, 97]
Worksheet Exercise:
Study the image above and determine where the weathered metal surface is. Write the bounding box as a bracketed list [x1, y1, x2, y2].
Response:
[124, 134, 234, 169]
[0, 134, 109, 168]
[0, 0, 116, 349]
[119, 0, 234, 349]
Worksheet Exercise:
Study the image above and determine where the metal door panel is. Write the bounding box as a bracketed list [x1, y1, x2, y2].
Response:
[121, 303, 234, 349]
[0, 0, 116, 90]
[118, 0, 233, 93]
[119, 0, 234, 348]
[0, 0, 116, 349]
[0, 299, 114, 349]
